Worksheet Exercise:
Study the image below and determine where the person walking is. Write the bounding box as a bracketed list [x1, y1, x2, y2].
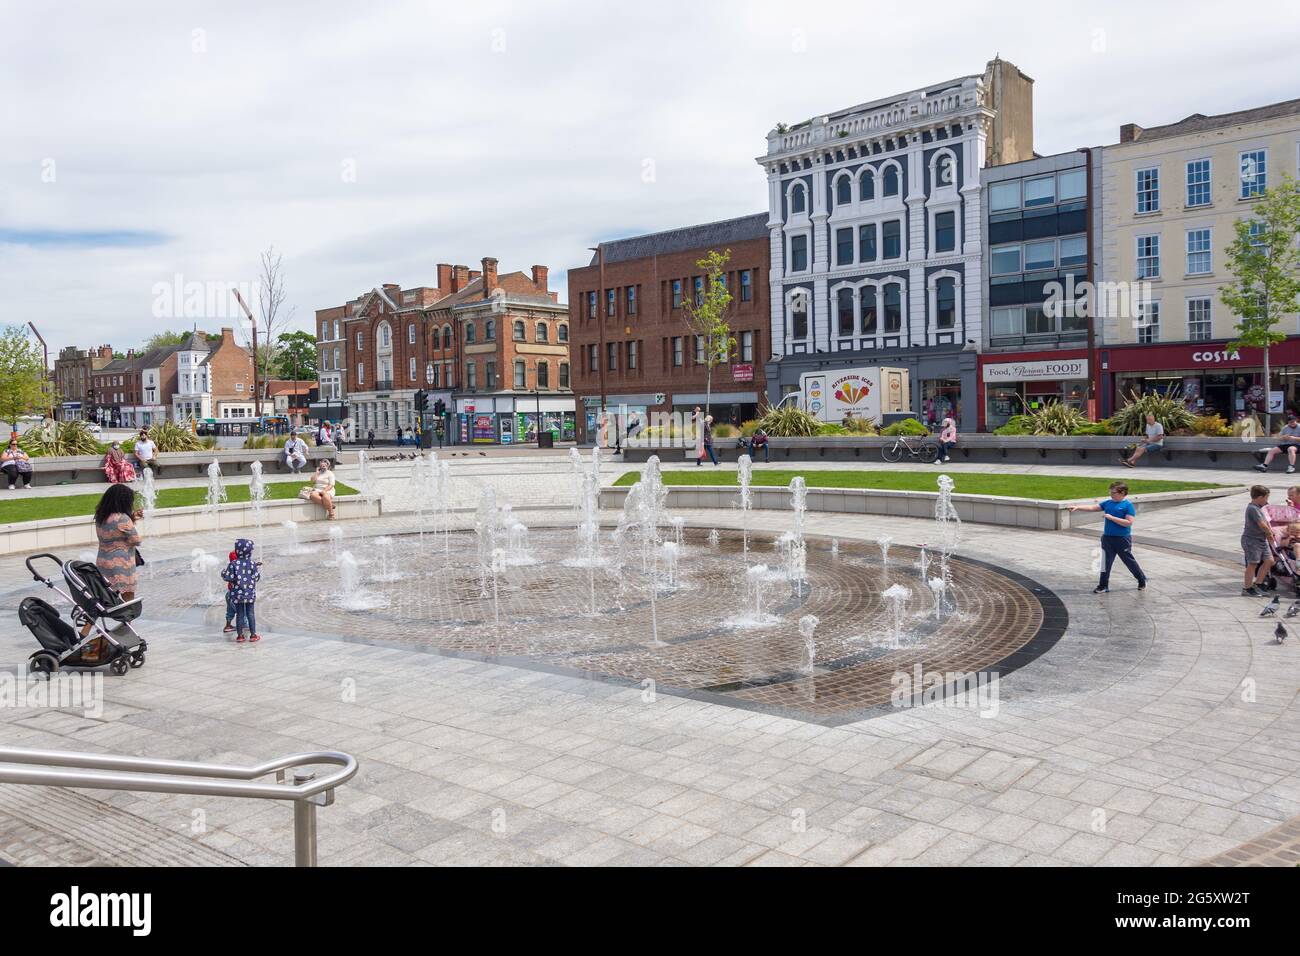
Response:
[937, 416, 958, 463]
[1069, 480, 1147, 593]
[1241, 485, 1276, 596]
[1256, 414, 1300, 474]
[79, 483, 144, 660]
[395, 426, 404, 447]
[1122, 413, 1165, 467]
[698, 415, 719, 467]
[221, 538, 261, 643]
[367, 428, 375, 449]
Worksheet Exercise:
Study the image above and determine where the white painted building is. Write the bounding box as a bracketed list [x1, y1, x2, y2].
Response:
[756, 57, 1035, 430]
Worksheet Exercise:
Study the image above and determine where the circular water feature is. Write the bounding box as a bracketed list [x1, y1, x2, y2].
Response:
[145, 525, 1064, 723]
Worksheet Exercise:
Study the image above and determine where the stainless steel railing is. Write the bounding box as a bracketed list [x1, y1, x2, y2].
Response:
[0, 746, 358, 866]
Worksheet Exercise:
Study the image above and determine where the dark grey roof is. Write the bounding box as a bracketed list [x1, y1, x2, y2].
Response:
[1128, 97, 1300, 143]
[593, 213, 770, 266]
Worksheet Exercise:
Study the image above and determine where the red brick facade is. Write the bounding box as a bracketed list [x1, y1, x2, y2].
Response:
[567, 218, 770, 438]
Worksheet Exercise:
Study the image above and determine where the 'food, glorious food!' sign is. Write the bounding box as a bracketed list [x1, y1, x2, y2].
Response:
[982, 359, 1089, 383]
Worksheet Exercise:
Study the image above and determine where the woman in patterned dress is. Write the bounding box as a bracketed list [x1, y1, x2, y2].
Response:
[102, 442, 136, 483]
[80, 483, 144, 662]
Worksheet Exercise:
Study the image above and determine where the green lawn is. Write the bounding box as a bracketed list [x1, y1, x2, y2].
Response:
[613, 469, 1227, 501]
[0, 481, 357, 525]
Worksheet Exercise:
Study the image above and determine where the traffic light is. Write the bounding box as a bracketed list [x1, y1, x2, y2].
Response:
[433, 398, 446, 417]
[414, 389, 428, 412]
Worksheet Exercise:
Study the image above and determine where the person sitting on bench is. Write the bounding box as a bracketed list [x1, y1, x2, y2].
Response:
[1256, 415, 1300, 474]
[284, 431, 309, 473]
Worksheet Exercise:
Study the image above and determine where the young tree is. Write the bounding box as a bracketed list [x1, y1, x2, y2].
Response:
[680, 248, 735, 421]
[0, 325, 56, 428]
[274, 330, 318, 381]
[1224, 174, 1300, 434]
[237, 246, 297, 408]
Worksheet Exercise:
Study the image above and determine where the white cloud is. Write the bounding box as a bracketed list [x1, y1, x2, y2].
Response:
[1, 0, 1297, 353]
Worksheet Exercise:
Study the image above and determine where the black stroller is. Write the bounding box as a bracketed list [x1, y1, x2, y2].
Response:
[21, 553, 147, 676]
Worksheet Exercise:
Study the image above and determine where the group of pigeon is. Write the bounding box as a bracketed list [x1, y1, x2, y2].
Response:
[1257, 595, 1293, 643]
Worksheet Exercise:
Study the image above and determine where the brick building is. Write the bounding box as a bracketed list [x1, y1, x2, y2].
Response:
[89, 351, 137, 425]
[311, 304, 349, 424]
[204, 327, 264, 419]
[332, 258, 572, 443]
[54, 344, 113, 420]
[567, 213, 772, 442]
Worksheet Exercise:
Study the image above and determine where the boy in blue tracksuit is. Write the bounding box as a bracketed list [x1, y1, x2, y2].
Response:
[1069, 481, 1147, 593]
[220, 538, 262, 643]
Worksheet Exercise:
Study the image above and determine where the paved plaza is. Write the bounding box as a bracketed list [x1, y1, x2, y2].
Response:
[0, 453, 1297, 866]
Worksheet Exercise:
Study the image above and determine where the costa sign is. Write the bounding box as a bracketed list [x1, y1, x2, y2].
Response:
[1191, 350, 1242, 364]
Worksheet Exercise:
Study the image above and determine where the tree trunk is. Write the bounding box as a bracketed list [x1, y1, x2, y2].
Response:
[1264, 344, 1272, 436]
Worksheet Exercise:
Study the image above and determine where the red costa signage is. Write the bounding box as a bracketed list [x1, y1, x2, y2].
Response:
[1104, 339, 1300, 372]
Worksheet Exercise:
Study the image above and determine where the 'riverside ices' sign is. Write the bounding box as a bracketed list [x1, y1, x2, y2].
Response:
[982, 359, 1089, 383]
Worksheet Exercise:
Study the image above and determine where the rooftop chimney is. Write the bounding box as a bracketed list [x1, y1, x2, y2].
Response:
[1119, 123, 1144, 143]
[481, 257, 499, 300]
[531, 265, 548, 291]
[437, 263, 452, 291]
[452, 265, 469, 292]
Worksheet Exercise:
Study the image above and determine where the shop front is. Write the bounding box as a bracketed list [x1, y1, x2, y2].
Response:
[978, 350, 1090, 431]
[1102, 338, 1300, 424]
[454, 394, 576, 445]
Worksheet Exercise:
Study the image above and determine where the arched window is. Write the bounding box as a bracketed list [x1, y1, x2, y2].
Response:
[513, 320, 525, 341]
[513, 360, 526, 388]
[791, 294, 809, 339]
[537, 361, 549, 389]
[465, 322, 476, 344]
[379, 323, 390, 347]
[791, 183, 806, 214]
[837, 288, 855, 337]
[860, 286, 878, 334]
[441, 325, 452, 349]
[859, 168, 875, 201]
[558, 323, 568, 343]
[883, 165, 900, 197]
[936, 277, 957, 329]
[425, 362, 434, 384]
[485, 319, 496, 341]
[835, 175, 851, 206]
[536, 322, 548, 343]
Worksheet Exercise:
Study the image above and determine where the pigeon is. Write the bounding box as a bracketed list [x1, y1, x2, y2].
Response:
[1286, 602, 1300, 618]
[1260, 596, 1280, 617]
[1275, 621, 1288, 644]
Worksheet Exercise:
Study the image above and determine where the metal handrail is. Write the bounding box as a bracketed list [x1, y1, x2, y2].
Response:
[0, 746, 358, 866]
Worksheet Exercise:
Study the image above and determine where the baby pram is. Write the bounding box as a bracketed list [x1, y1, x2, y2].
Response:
[1261, 504, 1300, 598]
[21, 553, 147, 676]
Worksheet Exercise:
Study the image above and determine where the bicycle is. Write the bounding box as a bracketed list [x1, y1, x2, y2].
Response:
[881, 433, 939, 463]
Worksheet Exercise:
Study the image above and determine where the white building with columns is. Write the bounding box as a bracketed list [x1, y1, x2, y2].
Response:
[757, 58, 1035, 430]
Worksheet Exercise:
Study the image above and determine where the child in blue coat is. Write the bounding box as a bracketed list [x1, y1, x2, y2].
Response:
[220, 538, 262, 643]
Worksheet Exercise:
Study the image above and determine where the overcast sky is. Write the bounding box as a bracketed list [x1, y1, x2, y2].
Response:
[2, 0, 1298, 356]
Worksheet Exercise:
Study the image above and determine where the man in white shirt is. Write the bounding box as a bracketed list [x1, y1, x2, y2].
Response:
[284, 432, 308, 473]
[1122, 413, 1165, 468]
[133, 429, 158, 475]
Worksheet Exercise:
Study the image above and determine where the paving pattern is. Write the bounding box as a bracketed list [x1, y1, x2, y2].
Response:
[0, 454, 1296, 867]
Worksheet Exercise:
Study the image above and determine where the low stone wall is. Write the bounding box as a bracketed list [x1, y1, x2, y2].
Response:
[0, 494, 379, 556]
[622, 435, 1267, 470]
[20, 446, 337, 486]
[598, 483, 1242, 532]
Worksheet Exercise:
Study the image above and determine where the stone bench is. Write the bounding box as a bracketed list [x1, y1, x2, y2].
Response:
[17, 446, 338, 486]
[621, 435, 1273, 471]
